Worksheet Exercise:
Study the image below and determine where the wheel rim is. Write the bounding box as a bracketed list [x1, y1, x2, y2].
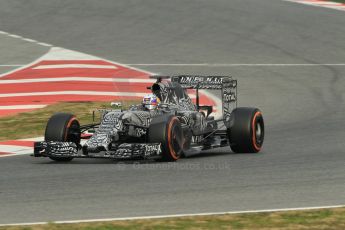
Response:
[255, 121, 264, 145]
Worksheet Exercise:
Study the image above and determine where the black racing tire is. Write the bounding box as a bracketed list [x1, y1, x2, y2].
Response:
[228, 107, 264, 153]
[45, 113, 81, 162]
[148, 115, 183, 161]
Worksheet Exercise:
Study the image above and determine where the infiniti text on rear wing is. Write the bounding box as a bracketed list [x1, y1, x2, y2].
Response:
[171, 75, 236, 90]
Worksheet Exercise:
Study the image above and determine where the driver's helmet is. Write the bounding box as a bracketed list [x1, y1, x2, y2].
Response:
[142, 94, 160, 110]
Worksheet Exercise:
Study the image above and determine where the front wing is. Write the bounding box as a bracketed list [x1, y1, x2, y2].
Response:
[33, 141, 162, 160]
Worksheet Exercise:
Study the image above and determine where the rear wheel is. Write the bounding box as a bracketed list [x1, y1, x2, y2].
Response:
[45, 113, 81, 162]
[228, 107, 264, 153]
[149, 115, 183, 161]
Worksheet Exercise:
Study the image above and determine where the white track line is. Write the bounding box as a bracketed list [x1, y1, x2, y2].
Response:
[33, 64, 118, 69]
[8, 34, 22, 39]
[283, 0, 345, 11]
[22, 38, 37, 43]
[0, 30, 53, 47]
[1, 204, 344, 227]
[0, 65, 24, 67]
[36, 42, 53, 47]
[0, 77, 155, 84]
[39, 47, 106, 61]
[0, 145, 33, 157]
[0, 91, 149, 98]
[0, 151, 32, 158]
[40, 47, 154, 75]
[127, 63, 345, 66]
[0, 77, 154, 84]
[0, 104, 47, 109]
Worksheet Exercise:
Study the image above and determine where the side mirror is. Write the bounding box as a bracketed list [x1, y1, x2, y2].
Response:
[111, 102, 122, 108]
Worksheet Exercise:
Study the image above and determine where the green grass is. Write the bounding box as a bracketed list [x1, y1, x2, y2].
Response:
[1, 207, 345, 230]
[332, 0, 345, 3]
[0, 101, 137, 141]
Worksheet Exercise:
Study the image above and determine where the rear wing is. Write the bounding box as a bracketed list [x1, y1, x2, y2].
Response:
[171, 75, 236, 90]
[170, 75, 237, 121]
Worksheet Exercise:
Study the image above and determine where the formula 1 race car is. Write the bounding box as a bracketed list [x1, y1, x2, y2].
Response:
[33, 75, 264, 162]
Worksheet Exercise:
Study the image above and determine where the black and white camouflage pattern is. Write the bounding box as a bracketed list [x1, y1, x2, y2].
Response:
[172, 75, 237, 128]
[84, 78, 223, 153]
[34, 141, 78, 157]
[113, 143, 162, 159]
[85, 111, 123, 152]
[34, 75, 237, 160]
[85, 108, 164, 153]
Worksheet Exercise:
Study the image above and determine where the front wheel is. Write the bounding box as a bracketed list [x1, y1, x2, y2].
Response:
[228, 107, 264, 153]
[45, 113, 81, 162]
[149, 115, 183, 161]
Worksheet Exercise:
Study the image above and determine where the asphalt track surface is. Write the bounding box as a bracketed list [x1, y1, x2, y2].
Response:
[0, 0, 345, 224]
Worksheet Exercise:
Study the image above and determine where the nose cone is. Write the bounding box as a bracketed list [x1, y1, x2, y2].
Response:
[85, 111, 124, 152]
